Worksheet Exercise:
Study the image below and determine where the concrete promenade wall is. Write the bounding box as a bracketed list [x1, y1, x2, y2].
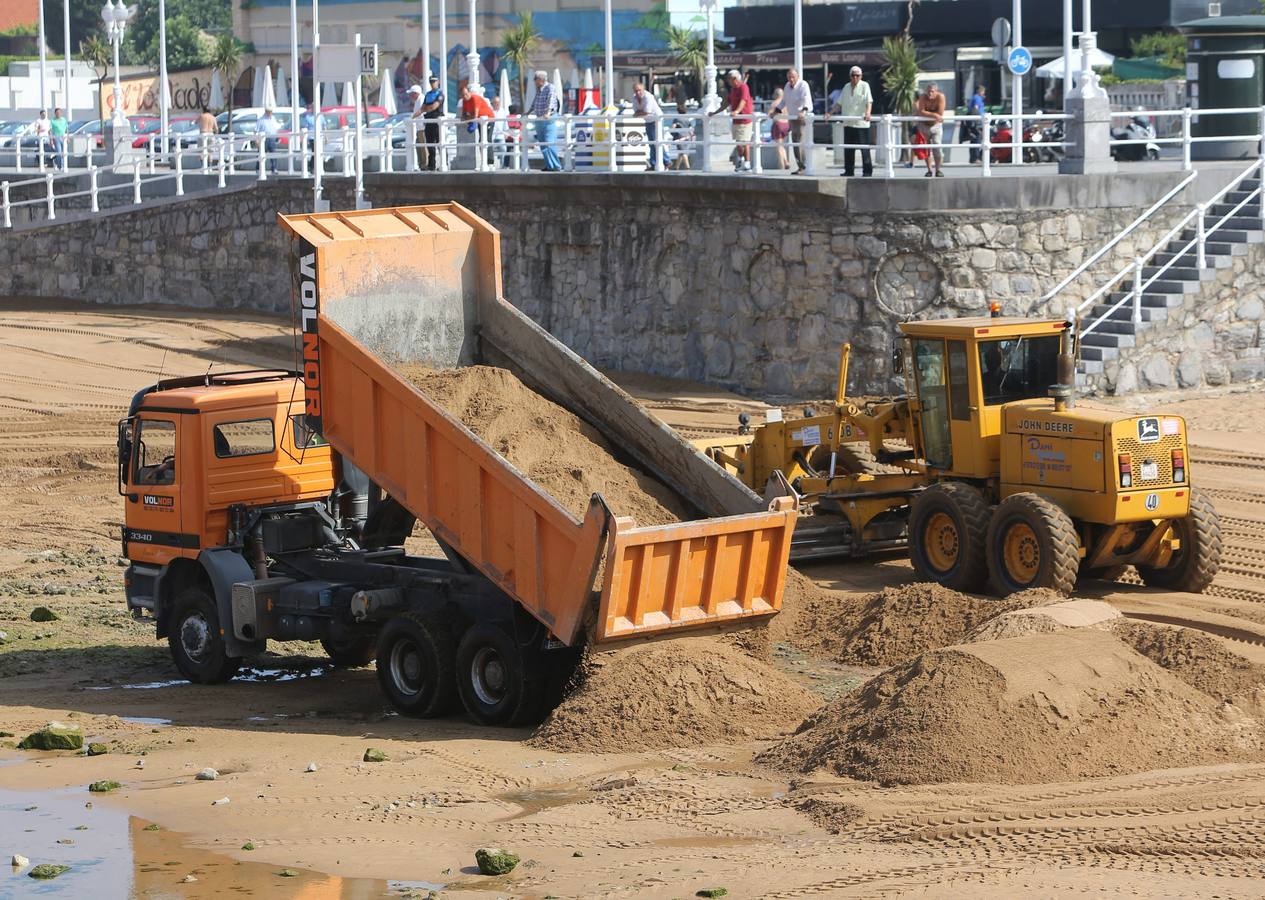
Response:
[0, 170, 1258, 397]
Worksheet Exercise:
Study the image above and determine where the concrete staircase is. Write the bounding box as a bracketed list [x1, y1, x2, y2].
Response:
[1078, 176, 1264, 378]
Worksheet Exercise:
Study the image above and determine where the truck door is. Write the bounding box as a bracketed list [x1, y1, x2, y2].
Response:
[124, 416, 189, 564]
[912, 338, 953, 470]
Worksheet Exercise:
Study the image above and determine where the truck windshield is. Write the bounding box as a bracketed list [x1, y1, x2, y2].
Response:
[978, 335, 1060, 405]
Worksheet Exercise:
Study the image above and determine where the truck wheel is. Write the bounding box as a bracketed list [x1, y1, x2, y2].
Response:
[455, 625, 545, 727]
[986, 493, 1080, 596]
[375, 613, 457, 717]
[908, 481, 991, 592]
[168, 587, 242, 684]
[1137, 488, 1222, 594]
[320, 635, 378, 668]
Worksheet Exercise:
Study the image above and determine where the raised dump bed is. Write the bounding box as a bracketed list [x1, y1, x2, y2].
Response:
[278, 204, 794, 645]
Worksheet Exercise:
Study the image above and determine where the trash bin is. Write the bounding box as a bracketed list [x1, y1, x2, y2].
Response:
[1180, 15, 1265, 160]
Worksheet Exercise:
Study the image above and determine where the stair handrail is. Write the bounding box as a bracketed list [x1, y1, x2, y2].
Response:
[1076, 159, 1263, 339]
[1040, 169, 1197, 305]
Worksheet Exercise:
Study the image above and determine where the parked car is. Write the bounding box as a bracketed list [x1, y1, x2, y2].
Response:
[0, 120, 27, 149]
[215, 108, 296, 151]
[130, 117, 164, 148]
[68, 118, 105, 150]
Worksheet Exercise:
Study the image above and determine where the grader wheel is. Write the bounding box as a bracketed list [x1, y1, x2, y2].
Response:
[1137, 487, 1222, 594]
[986, 493, 1079, 596]
[908, 481, 991, 592]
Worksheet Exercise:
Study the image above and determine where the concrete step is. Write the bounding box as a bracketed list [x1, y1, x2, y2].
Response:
[1080, 345, 1119, 362]
[1141, 265, 1217, 282]
[1153, 249, 1232, 268]
[1213, 215, 1265, 232]
[1090, 318, 1150, 335]
[1145, 278, 1203, 294]
[1107, 291, 1184, 309]
[1208, 201, 1261, 218]
[1089, 303, 1169, 324]
[1078, 359, 1104, 376]
[1180, 227, 1262, 245]
[1081, 331, 1136, 349]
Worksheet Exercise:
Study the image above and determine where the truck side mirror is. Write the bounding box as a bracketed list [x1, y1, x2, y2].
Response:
[891, 347, 905, 375]
[116, 417, 133, 496]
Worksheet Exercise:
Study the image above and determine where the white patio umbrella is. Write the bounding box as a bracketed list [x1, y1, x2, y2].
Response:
[251, 65, 265, 106]
[344, 80, 356, 107]
[552, 68, 564, 109]
[1035, 48, 1115, 78]
[322, 80, 338, 107]
[498, 67, 510, 104]
[262, 65, 277, 109]
[570, 67, 580, 91]
[583, 68, 593, 90]
[379, 76, 397, 115]
[275, 66, 289, 107]
[524, 74, 536, 112]
[208, 69, 224, 110]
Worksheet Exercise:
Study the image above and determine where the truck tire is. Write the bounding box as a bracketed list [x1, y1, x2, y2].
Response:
[168, 587, 242, 684]
[986, 493, 1080, 596]
[320, 635, 378, 668]
[375, 613, 457, 718]
[908, 481, 991, 592]
[455, 624, 546, 727]
[1137, 488, 1222, 594]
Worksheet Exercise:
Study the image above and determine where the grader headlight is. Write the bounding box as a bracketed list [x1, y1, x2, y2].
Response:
[1118, 453, 1133, 488]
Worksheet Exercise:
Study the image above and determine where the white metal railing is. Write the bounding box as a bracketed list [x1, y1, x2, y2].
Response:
[1074, 158, 1263, 338]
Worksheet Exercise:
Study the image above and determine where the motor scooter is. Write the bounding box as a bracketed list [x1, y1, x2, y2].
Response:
[1111, 115, 1161, 161]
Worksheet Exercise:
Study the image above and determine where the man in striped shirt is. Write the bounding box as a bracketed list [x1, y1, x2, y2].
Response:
[530, 70, 563, 171]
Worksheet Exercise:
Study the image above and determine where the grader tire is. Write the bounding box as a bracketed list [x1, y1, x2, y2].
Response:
[986, 493, 1080, 596]
[1137, 487, 1222, 594]
[908, 481, 991, 592]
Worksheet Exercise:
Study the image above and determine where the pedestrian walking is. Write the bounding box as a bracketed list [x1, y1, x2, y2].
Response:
[255, 108, 281, 173]
[964, 84, 987, 163]
[771, 68, 812, 174]
[769, 87, 791, 170]
[49, 107, 68, 169]
[832, 65, 873, 177]
[915, 82, 946, 177]
[196, 105, 217, 168]
[529, 70, 562, 172]
[631, 82, 664, 170]
[709, 70, 753, 173]
[32, 109, 51, 163]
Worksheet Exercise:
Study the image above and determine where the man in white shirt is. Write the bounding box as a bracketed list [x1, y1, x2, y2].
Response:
[831, 65, 873, 177]
[254, 108, 281, 173]
[631, 82, 664, 170]
[771, 68, 812, 174]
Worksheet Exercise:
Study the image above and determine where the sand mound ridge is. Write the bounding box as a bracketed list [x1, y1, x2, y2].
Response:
[399, 365, 688, 526]
[967, 599, 1121, 642]
[1115, 621, 1265, 710]
[758, 629, 1261, 785]
[531, 637, 821, 752]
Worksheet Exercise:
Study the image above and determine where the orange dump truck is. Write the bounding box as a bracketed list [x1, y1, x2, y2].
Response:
[120, 203, 795, 725]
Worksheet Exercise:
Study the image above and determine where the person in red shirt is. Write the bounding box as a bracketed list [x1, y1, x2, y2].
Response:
[709, 69, 754, 172]
[460, 84, 495, 166]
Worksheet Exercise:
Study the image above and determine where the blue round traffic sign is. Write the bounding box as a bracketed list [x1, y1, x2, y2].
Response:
[1008, 46, 1033, 76]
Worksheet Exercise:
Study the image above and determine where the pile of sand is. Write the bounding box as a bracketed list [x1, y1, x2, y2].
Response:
[400, 365, 689, 526]
[758, 630, 1259, 785]
[1115, 620, 1265, 711]
[812, 583, 1065, 666]
[530, 637, 821, 752]
[966, 599, 1121, 642]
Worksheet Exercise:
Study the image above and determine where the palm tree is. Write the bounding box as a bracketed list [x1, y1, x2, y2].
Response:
[899, 0, 922, 38]
[501, 12, 540, 106]
[79, 34, 110, 127]
[209, 33, 243, 127]
[665, 25, 709, 101]
[881, 34, 921, 161]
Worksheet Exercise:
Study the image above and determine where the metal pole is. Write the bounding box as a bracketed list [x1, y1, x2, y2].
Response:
[703, 0, 718, 111]
[313, 0, 322, 204]
[38, 0, 47, 110]
[355, 32, 365, 206]
[1131, 256, 1143, 325]
[422, 0, 431, 86]
[1062, 0, 1072, 101]
[1182, 106, 1192, 171]
[467, 0, 481, 93]
[793, 0, 803, 75]
[158, 0, 169, 148]
[63, 0, 71, 118]
[1196, 202, 1206, 269]
[604, 0, 614, 105]
[290, 0, 300, 173]
[439, 0, 448, 114]
[1012, 0, 1022, 166]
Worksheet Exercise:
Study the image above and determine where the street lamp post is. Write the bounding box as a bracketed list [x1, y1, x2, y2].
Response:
[101, 0, 133, 128]
[603, 0, 613, 105]
[466, 0, 480, 94]
[158, 0, 168, 146]
[701, 0, 718, 112]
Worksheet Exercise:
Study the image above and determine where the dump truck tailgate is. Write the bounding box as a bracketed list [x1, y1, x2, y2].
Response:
[279, 204, 794, 645]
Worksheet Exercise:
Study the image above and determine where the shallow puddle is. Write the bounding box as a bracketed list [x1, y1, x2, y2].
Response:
[1, 781, 444, 898]
[82, 665, 330, 692]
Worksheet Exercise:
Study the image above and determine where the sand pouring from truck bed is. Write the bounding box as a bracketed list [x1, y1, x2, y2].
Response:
[758, 630, 1264, 786]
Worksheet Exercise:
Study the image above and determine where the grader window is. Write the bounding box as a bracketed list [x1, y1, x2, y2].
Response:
[978, 335, 1060, 406]
[912, 339, 953, 470]
[947, 340, 971, 421]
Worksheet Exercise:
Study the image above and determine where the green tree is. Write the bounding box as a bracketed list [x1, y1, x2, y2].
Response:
[1130, 30, 1186, 68]
[42, 0, 101, 55]
[131, 13, 209, 68]
[501, 11, 540, 106]
[208, 32, 243, 118]
[633, 1, 670, 34]
[79, 33, 110, 123]
[665, 25, 710, 101]
[881, 34, 922, 161]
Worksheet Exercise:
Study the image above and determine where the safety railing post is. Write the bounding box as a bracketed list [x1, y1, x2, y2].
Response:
[89, 167, 99, 212]
[474, 119, 485, 173]
[1, 181, 9, 228]
[217, 139, 227, 188]
[803, 112, 816, 175]
[438, 120, 450, 173]
[132, 162, 141, 205]
[45, 174, 55, 220]
[37, 137, 46, 172]
[1197, 202, 1206, 269]
[300, 129, 309, 178]
[563, 115, 574, 171]
[407, 119, 418, 172]
[883, 114, 896, 178]
[14, 139, 21, 173]
[607, 113, 617, 173]
[175, 142, 184, 196]
[981, 112, 992, 177]
[516, 120, 526, 171]
[228, 136, 237, 175]
[750, 113, 763, 174]
[653, 114, 665, 172]
[287, 130, 296, 175]
[1182, 107, 1193, 171]
[1132, 256, 1144, 325]
[702, 114, 713, 173]
[149, 135, 157, 174]
[257, 135, 267, 182]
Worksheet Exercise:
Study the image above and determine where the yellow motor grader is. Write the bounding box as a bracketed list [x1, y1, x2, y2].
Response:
[697, 315, 1222, 596]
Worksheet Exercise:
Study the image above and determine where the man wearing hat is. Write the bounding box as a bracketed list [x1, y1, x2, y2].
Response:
[411, 74, 445, 171]
[831, 65, 873, 177]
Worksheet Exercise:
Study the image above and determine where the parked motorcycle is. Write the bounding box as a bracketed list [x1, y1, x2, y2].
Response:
[1111, 115, 1161, 161]
[989, 119, 1060, 164]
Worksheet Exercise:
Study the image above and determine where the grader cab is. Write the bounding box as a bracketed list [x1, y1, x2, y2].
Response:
[699, 315, 1222, 596]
